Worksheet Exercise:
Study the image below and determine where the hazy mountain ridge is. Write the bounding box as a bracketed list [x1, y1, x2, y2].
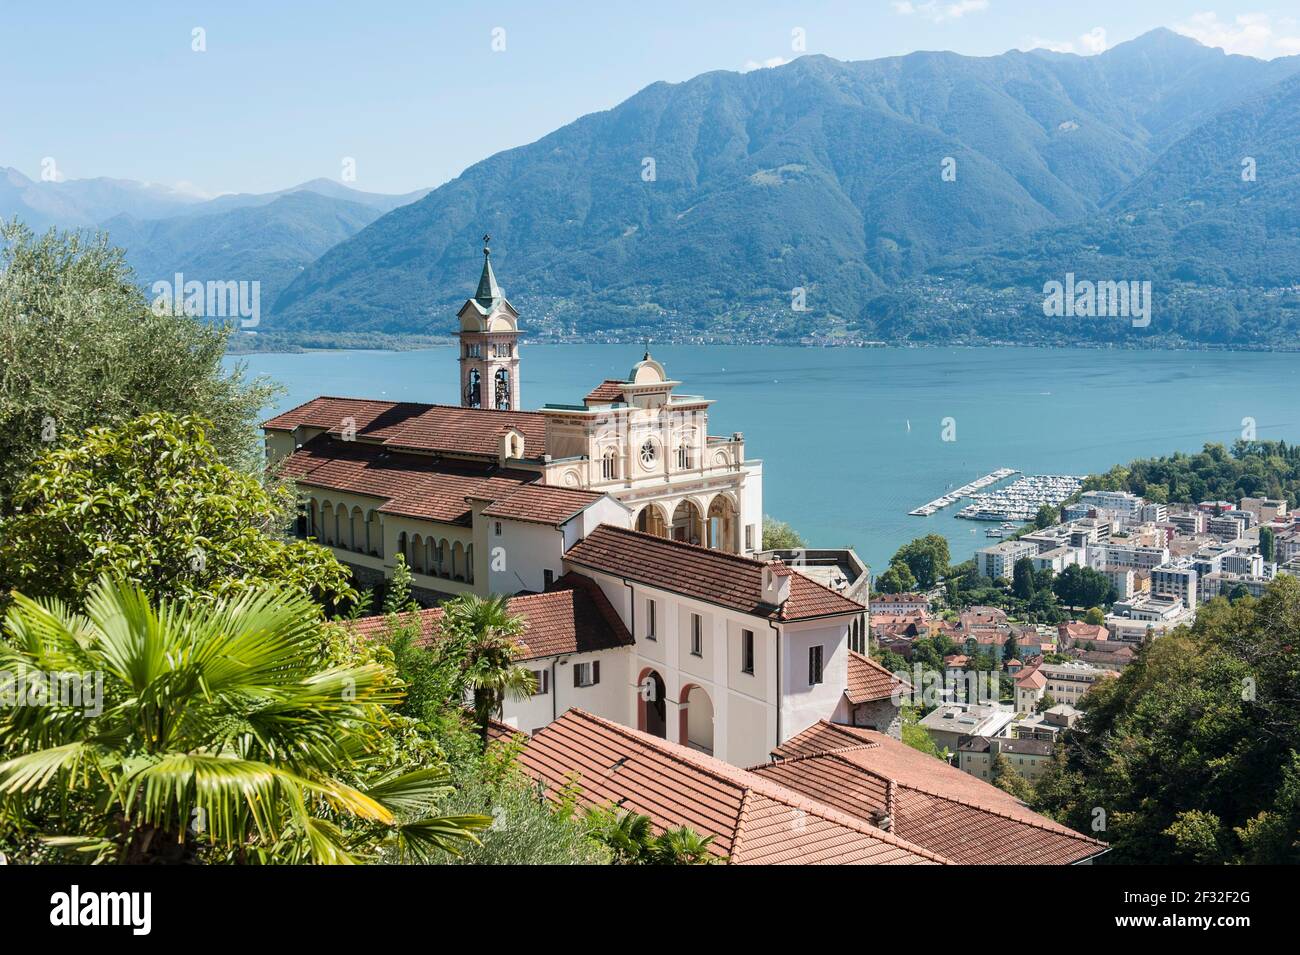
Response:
[268, 29, 1300, 342]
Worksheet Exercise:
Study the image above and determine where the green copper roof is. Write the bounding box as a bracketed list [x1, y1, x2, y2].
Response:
[475, 249, 502, 307]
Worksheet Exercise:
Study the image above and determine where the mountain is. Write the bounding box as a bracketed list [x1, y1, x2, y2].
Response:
[189, 179, 431, 216]
[269, 29, 1300, 341]
[0, 167, 207, 231]
[101, 191, 389, 308]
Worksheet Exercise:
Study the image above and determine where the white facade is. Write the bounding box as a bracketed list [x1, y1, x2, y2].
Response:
[568, 566, 854, 767]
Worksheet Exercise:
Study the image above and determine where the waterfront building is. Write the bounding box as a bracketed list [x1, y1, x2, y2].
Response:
[976, 540, 1038, 580]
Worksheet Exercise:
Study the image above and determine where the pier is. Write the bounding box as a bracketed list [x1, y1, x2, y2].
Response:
[909, 468, 1019, 516]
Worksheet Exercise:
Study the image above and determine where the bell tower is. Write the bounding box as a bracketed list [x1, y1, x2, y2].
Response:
[457, 235, 521, 410]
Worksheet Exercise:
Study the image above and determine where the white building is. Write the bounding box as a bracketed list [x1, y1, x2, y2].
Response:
[976, 540, 1038, 580]
[264, 247, 766, 603]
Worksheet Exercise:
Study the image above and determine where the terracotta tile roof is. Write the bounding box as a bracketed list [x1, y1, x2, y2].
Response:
[345, 574, 633, 662]
[1015, 662, 1047, 690]
[263, 396, 548, 458]
[480, 483, 604, 526]
[517, 710, 948, 865]
[846, 651, 910, 704]
[280, 434, 536, 525]
[564, 525, 864, 622]
[583, 379, 627, 404]
[756, 722, 1106, 865]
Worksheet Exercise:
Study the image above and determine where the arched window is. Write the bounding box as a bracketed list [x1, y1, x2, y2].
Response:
[494, 368, 511, 410]
[601, 447, 619, 480]
[465, 369, 481, 408]
[675, 430, 696, 470]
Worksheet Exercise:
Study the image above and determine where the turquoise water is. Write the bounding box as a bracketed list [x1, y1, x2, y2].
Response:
[228, 345, 1300, 571]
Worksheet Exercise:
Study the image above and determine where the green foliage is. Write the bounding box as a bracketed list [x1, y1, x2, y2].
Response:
[433, 745, 611, 866]
[762, 515, 806, 549]
[583, 807, 721, 865]
[1083, 440, 1300, 509]
[1052, 564, 1114, 610]
[891, 535, 950, 589]
[900, 706, 946, 759]
[383, 553, 418, 614]
[1011, 557, 1036, 601]
[0, 221, 276, 507]
[0, 578, 487, 864]
[875, 561, 916, 594]
[431, 594, 535, 748]
[0, 412, 355, 611]
[1031, 576, 1300, 863]
[1260, 525, 1275, 562]
[1033, 504, 1059, 529]
[1084, 606, 1105, 625]
[991, 754, 1036, 802]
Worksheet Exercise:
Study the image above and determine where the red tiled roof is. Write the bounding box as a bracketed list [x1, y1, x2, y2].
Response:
[1015, 661, 1047, 689]
[518, 710, 948, 865]
[263, 396, 548, 458]
[564, 525, 864, 622]
[846, 651, 909, 704]
[583, 380, 627, 404]
[756, 722, 1106, 865]
[346, 573, 633, 661]
[281, 434, 535, 525]
[480, 483, 604, 526]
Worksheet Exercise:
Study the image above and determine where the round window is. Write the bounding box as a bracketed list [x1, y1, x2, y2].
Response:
[640, 438, 657, 468]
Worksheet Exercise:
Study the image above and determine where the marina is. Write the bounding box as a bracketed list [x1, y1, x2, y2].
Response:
[955, 474, 1085, 522]
[908, 467, 1019, 516]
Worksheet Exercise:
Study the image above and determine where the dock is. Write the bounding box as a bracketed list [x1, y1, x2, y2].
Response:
[909, 468, 1019, 516]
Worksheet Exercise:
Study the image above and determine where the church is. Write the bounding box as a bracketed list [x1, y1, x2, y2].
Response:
[262, 243, 886, 766]
[264, 239, 764, 603]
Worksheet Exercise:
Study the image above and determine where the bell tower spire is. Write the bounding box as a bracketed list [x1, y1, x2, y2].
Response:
[457, 235, 521, 411]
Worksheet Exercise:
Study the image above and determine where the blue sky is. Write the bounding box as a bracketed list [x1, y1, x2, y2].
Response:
[3, 1, 1298, 195]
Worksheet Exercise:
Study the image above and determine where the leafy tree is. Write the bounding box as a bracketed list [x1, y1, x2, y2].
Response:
[383, 553, 418, 614]
[900, 706, 947, 759]
[1003, 630, 1020, 664]
[0, 412, 354, 611]
[0, 221, 276, 507]
[0, 579, 488, 864]
[762, 515, 806, 549]
[1035, 693, 1057, 714]
[1084, 606, 1105, 625]
[435, 594, 535, 748]
[876, 560, 916, 594]
[991, 753, 1035, 802]
[1011, 557, 1036, 600]
[892, 534, 950, 589]
[584, 808, 720, 864]
[1033, 504, 1059, 529]
[1260, 525, 1275, 562]
[1032, 576, 1300, 863]
[1052, 564, 1113, 610]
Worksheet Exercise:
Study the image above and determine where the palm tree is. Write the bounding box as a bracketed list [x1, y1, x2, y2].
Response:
[438, 594, 534, 747]
[584, 807, 656, 863]
[0, 578, 489, 864]
[652, 826, 721, 865]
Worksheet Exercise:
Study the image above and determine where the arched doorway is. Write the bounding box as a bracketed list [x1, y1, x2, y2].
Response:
[707, 495, 738, 553]
[636, 503, 668, 538]
[637, 668, 667, 739]
[671, 499, 704, 545]
[680, 684, 714, 754]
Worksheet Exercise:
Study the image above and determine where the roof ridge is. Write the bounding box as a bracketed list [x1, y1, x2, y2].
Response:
[729, 788, 753, 865]
[585, 525, 864, 613]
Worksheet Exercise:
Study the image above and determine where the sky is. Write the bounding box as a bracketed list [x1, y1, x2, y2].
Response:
[3, 1, 1299, 196]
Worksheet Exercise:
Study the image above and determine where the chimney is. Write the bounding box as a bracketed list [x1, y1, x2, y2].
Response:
[872, 780, 897, 833]
[761, 562, 792, 606]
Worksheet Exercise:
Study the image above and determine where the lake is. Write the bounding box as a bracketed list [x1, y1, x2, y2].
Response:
[228, 345, 1300, 571]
